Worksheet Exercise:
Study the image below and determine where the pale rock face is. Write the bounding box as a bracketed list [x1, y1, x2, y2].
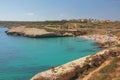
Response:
[6, 26, 74, 38]
[31, 56, 88, 80]
[31, 48, 120, 80]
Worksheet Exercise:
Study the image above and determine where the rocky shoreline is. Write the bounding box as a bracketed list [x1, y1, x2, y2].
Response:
[31, 34, 120, 80]
[31, 47, 120, 80]
[5, 26, 74, 38]
[5, 26, 120, 80]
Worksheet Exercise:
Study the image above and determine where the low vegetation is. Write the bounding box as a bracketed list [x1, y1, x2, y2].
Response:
[1, 20, 120, 36]
[88, 57, 120, 80]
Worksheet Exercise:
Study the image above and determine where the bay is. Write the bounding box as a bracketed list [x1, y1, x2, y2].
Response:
[0, 28, 101, 80]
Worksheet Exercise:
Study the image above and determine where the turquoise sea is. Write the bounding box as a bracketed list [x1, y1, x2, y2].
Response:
[0, 28, 101, 80]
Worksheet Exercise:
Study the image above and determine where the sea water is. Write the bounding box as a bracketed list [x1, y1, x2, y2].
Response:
[0, 28, 101, 80]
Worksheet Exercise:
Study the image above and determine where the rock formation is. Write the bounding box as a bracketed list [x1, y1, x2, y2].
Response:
[31, 48, 120, 80]
[6, 26, 74, 38]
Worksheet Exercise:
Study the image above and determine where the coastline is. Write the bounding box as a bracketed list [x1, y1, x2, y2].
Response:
[31, 56, 89, 80]
[31, 48, 117, 80]
[5, 26, 74, 38]
[31, 35, 118, 80]
[4, 27, 119, 80]
[0, 28, 103, 80]
[79, 34, 117, 43]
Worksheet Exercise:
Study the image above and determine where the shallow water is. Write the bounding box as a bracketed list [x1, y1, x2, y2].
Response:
[0, 27, 101, 80]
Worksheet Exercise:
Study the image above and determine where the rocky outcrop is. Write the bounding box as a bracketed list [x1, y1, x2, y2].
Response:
[31, 56, 88, 80]
[31, 48, 120, 80]
[6, 26, 74, 38]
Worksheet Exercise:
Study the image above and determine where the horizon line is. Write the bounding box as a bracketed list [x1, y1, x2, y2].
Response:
[0, 19, 120, 22]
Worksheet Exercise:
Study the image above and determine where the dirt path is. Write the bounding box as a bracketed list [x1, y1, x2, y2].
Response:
[79, 59, 112, 80]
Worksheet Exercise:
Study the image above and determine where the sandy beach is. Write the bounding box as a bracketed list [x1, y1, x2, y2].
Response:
[79, 34, 117, 43]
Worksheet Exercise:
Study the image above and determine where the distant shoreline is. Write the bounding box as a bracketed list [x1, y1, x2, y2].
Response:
[79, 34, 117, 43]
[5, 26, 74, 38]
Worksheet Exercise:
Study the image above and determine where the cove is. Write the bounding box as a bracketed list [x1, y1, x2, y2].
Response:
[0, 28, 101, 80]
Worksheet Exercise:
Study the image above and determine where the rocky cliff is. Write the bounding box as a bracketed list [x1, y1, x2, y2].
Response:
[6, 26, 74, 38]
[31, 47, 120, 80]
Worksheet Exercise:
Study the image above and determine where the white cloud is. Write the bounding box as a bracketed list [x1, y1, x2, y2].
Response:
[26, 12, 35, 16]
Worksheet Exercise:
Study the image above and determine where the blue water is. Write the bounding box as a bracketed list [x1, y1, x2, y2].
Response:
[0, 28, 101, 80]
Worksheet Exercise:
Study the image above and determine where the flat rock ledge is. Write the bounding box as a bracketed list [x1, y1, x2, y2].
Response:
[6, 26, 73, 38]
[31, 47, 120, 80]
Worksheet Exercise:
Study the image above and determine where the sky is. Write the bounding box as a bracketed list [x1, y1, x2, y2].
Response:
[0, 0, 120, 21]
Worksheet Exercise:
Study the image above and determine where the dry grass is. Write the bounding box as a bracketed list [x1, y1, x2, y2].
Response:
[88, 57, 120, 80]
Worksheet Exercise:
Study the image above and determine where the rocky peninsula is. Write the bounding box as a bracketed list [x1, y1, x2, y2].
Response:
[6, 26, 73, 38]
